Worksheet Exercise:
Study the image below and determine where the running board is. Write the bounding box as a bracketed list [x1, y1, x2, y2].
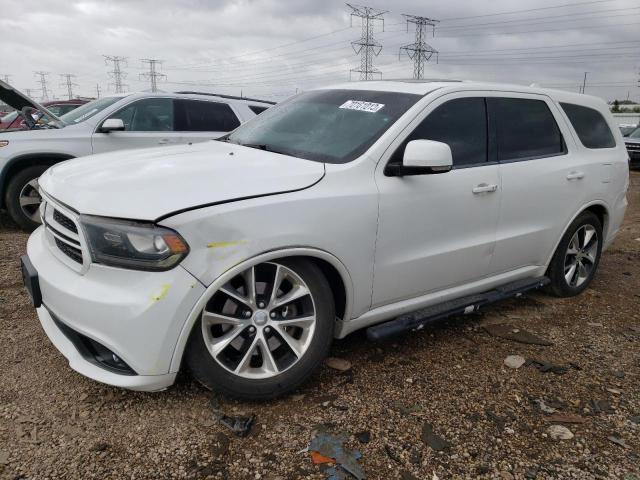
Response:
[366, 276, 550, 342]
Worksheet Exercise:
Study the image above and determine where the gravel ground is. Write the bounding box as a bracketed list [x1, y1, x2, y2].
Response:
[1, 172, 639, 480]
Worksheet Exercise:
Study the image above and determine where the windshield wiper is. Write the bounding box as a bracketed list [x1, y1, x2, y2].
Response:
[240, 143, 288, 155]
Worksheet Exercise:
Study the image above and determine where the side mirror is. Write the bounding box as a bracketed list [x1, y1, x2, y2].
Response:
[385, 139, 453, 176]
[100, 118, 125, 133]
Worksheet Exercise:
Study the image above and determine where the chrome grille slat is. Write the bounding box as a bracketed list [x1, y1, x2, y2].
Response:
[40, 196, 87, 272]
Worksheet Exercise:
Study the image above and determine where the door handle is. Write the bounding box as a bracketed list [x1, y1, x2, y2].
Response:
[158, 138, 171, 145]
[472, 183, 498, 194]
[566, 171, 585, 180]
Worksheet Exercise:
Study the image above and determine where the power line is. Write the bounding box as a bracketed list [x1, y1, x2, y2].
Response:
[439, 0, 615, 21]
[347, 3, 387, 80]
[103, 55, 128, 93]
[399, 14, 439, 79]
[34, 71, 50, 101]
[59, 73, 78, 100]
[139, 59, 166, 92]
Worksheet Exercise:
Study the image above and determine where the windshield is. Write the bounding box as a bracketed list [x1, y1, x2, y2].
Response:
[629, 127, 640, 139]
[1, 111, 17, 123]
[60, 96, 123, 124]
[226, 89, 421, 163]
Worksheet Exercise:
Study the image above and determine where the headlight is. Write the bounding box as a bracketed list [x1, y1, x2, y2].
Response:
[80, 215, 189, 271]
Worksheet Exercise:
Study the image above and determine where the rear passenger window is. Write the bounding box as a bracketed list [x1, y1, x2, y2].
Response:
[560, 103, 615, 149]
[393, 97, 487, 167]
[489, 98, 564, 161]
[174, 100, 241, 132]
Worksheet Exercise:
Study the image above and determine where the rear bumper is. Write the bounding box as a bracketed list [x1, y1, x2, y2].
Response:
[27, 226, 206, 391]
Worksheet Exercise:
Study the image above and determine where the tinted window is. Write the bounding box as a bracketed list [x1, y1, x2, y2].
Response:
[249, 105, 268, 115]
[392, 97, 487, 166]
[560, 103, 616, 149]
[107, 98, 173, 132]
[175, 100, 240, 132]
[490, 98, 564, 161]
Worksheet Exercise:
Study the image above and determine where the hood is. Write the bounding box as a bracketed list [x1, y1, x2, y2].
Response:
[0, 79, 63, 126]
[39, 141, 325, 221]
[625, 137, 640, 144]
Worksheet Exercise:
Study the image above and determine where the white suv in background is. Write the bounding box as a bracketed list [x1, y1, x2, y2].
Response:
[22, 80, 628, 399]
[0, 80, 273, 230]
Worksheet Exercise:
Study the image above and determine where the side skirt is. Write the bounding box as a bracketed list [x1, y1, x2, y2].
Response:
[366, 276, 549, 341]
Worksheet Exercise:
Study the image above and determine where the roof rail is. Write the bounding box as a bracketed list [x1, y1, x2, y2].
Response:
[174, 91, 277, 105]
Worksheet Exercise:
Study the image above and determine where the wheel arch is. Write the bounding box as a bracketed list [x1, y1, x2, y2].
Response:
[0, 153, 75, 208]
[545, 200, 610, 268]
[169, 247, 354, 373]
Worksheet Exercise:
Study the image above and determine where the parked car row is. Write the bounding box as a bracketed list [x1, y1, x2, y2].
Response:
[0, 99, 89, 130]
[0, 80, 274, 229]
[16, 79, 629, 399]
[623, 126, 640, 168]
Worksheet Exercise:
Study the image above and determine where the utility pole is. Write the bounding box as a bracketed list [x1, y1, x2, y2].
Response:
[1, 74, 10, 84]
[580, 71, 588, 94]
[34, 71, 50, 101]
[139, 59, 166, 92]
[96, 84, 101, 99]
[59, 73, 78, 100]
[347, 3, 387, 81]
[399, 14, 439, 80]
[25, 89, 33, 97]
[103, 55, 128, 93]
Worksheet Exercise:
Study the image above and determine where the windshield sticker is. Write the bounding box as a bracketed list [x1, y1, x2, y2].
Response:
[339, 100, 385, 113]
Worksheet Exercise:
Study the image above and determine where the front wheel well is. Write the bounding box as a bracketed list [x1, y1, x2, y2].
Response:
[285, 255, 347, 321]
[1, 154, 74, 207]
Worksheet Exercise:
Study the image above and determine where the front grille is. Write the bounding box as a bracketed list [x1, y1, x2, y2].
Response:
[53, 209, 78, 233]
[54, 237, 83, 264]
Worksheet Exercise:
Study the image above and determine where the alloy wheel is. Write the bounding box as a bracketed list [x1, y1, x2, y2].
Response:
[201, 262, 317, 379]
[564, 224, 599, 288]
[18, 178, 42, 223]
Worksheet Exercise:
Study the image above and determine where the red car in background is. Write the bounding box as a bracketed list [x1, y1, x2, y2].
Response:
[0, 99, 88, 130]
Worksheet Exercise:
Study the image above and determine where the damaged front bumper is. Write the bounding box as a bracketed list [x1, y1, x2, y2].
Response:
[26, 226, 206, 391]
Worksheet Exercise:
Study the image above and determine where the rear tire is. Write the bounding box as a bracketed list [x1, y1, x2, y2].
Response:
[185, 258, 335, 400]
[5, 165, 49, 232]
[547, 211, 602, 297]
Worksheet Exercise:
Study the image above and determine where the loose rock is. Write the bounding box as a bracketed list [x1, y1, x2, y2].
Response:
[325, 357, 352, 372]
[547, 425, 574, 440]
[504, 354, 526, 369]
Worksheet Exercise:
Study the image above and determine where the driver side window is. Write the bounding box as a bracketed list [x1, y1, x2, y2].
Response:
[390, 97, 488, 167]
[105, 98, 174, 132]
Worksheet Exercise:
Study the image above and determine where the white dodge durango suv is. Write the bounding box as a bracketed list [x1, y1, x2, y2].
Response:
[22, 80, 628, 399]
[0, 80, 273, 230]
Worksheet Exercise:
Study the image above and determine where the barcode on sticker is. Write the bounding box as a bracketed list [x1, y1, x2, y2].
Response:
[339, 100, 385, 113]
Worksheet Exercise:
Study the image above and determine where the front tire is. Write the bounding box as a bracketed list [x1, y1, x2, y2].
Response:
[5, 165, 49, 231]
[547, 211, 602, 297]
[185, 258, 335, 400]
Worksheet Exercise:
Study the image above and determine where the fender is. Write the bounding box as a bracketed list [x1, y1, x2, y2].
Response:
[0, 152, 75, 206]
[168, 247, 354, 373]
[543, 199, 610, 268]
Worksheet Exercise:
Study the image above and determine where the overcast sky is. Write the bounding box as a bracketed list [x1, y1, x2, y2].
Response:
[1, 0, 638, 102]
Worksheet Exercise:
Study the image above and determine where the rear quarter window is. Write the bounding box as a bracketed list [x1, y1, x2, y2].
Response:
[560, 102, 616, 149]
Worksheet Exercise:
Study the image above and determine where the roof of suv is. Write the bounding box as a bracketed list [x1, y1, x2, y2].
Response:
[102, 90, 274, 106]
[322, 79, 609, 110]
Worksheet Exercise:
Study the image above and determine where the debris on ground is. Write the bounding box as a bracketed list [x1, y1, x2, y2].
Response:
[483, 323, 554, 346]
[218, 413, 255, 437]
[308, 432, 365, 480]
[608, 436, 629, 449]
[384, 444, 402, 463]
[590, 399, 615, 414]
[547, 413, 586, 424]
[532, 399, 557, 414]
[0, 451, 8, 465]
[355, 431, 371, 444]
[606, 387, 622, 395]
[325, 357, 352, 372]
[547, 425, 574, 440]
[525, 358, 568, 375]
[504, 354, 526, 369]
[630, 415, 640, 425]
[91, 442, 109, 452]
[421, 423, 450, 451]
[209, 395, 256, 437]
